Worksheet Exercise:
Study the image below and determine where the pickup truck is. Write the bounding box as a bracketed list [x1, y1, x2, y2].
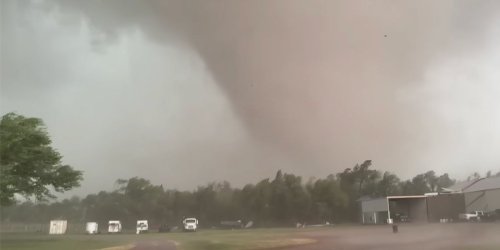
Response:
[459, 211, 484, 221]
[183, 218, 198, 232]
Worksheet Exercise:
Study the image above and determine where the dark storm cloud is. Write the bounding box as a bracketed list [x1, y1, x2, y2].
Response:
[2, 0, 500, 195]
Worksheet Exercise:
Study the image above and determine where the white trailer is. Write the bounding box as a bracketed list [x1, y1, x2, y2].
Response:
[108, 220, 122, 233]
[86, 222, 98, 234]
[49, 220, 67, 235]
[136, 220, 148, 234]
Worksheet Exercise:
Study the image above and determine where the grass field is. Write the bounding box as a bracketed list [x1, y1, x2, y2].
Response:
[0, 228, 317, 250]
[0, 233, 130, 250]
[2, 224, 500, 250]
[0, 233, 122, 250]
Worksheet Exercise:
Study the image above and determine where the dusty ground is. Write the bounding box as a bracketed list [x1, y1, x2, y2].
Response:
[128, 223, 500, 250]
[291, 223, 500, 250]
[3, 223, 499, 250]
[130, 240, 177, 250]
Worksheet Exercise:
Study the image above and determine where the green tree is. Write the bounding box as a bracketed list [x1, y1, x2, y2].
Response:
[337, 160, 381, 220]
[376, 172, 401, 196]
[307, 175, 347, 223]
[401, 174, 430, 195]
[436, 173, 455, 191]
[467, 172, 481, 181]
[424, 171, 438, 192]
[0, 113, 83, 205]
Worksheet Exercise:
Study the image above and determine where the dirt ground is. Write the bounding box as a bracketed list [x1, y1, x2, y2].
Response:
[131, 240, 176, 250]
[292, 223, 500, 250]
[124, 223, 500, 250]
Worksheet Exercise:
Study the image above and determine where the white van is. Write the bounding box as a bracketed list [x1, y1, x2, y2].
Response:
[183, 218, 198, 232]
[108, 220, 122, 233]
[86, 222, 98, 234]
[136, 220, 148, 234]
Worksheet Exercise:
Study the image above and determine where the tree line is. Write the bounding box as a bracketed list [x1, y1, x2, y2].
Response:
[4, 160, 496, 229]
[2, 112, 499, 229]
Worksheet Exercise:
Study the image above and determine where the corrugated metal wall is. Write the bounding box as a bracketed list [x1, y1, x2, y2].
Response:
[427, 194, 465, 222]
[361, 198, 388, 213]
[465, 189, 500, 212]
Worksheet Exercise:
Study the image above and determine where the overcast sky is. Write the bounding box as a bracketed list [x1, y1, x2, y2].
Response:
[2, 0, 500, 197]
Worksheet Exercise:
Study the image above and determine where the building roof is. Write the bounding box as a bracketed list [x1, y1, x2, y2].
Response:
[387, 195, 427, 200]
[448, 179, 482, 192]
[463, 176, 500, 193]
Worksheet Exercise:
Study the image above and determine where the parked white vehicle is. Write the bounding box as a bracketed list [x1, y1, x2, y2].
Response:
[183, 218, 198, 232]
[136, 220, 148, 234]
[108, 220, 122, 233]
[459, 211, 484, 221]
[86, 222, 98, 234]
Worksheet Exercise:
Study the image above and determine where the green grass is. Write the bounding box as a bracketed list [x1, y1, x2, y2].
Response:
[0, 228, 317, 250]
[0, 233, 124, 250]
[3, 226, 500, 250]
